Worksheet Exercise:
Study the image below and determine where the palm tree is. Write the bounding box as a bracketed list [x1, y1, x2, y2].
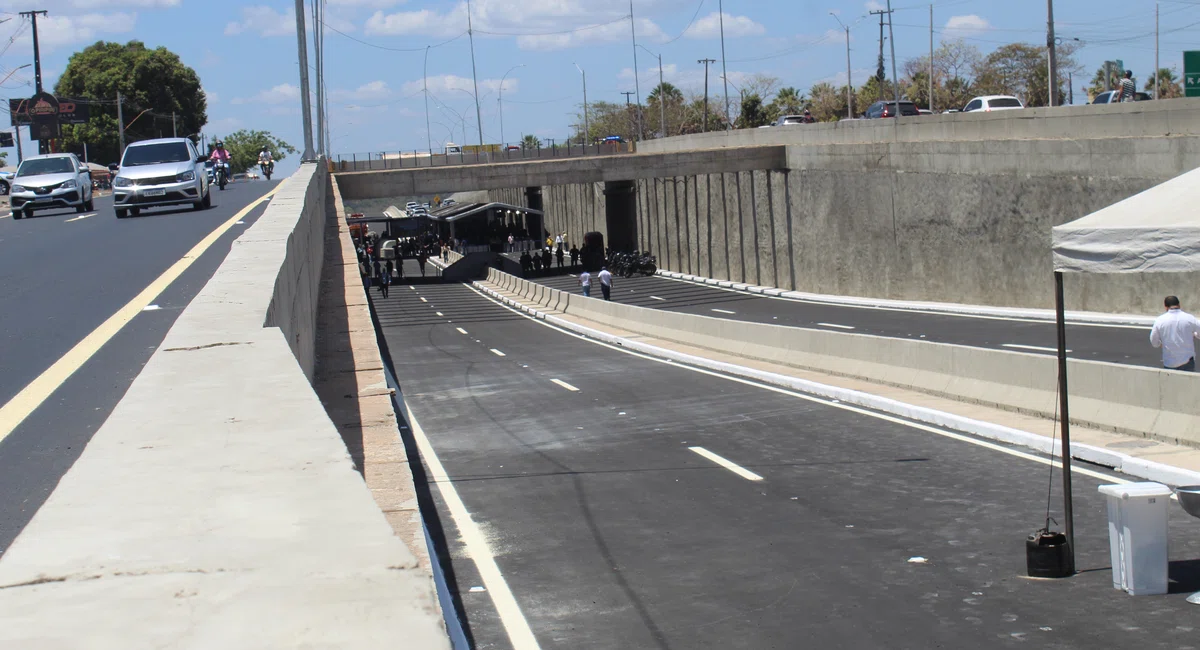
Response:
[1147, 68, 1184, 99]
[771, 86, 805, 116]
[647, 82, 684, 104]
[521, 134, 541, 149]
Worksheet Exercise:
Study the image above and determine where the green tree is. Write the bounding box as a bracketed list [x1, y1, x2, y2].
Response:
[769, 86, 806, 118]
[736, 94, 770, 128]
[808, 82, 846, 122]
[972, 42, 1080, 106]
[54, 40, 207, 164]
[520, 134, 541, 149]
[216, 130, 296, 174]
[646, 82, 685, 137]
[1147, 68, 1184, 98]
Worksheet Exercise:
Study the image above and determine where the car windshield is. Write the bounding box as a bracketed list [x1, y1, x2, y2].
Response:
[781, 116, 805, 124]
[18, 157, 74, 176]
[122, 142, 191, 167]
[989, 98, 1023, 108]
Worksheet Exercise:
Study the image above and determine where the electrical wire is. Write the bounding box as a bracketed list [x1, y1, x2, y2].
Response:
[475, 14, 631, 36]
[660, 0, 706, 45]
[321, 20, 467, 53]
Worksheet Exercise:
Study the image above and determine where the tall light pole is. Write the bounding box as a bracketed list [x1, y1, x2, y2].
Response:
[292, 0, 314, 160]
[718, 0, 730, 129]
[466, 0, 484, 148]
[699, 58, 716, 131]
[831, 13, 852, 119]
[1046, 0, 1058, 106]
[638, 44, 665, 137]
[1154, 2, 1160, 100]
[424, 45, 433, 157]
[629, 0, 643, 140]
[574, 63, 589, 145]
[498, 63, 525, 145]
[886, 0, 899, 107]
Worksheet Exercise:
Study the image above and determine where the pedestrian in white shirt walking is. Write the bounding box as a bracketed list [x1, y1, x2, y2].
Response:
[598, 266, 613, 301]
[1150, 295, 1200, 371]
[579, 270, 592, 297]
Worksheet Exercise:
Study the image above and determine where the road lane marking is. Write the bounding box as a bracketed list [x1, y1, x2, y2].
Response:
[65, 212, 96, 222]
[456, 327, 468, 334]
[817, 322, 856, 330]
[402, 402, 542, 650]
[490, 349, 506, 357]
[650, 295, 666, 301]
[466, 284, 1128, 485]
[436, 311, 444, 316]
[711, 308, 736, 314]
[689, 446, 764, 482]
[142, 304, 162, 311]
[550, 378, 579, 392]
[420, 297, 428, 302]
[1002, 344, 1070, 353]
[0, 186, 279, 447]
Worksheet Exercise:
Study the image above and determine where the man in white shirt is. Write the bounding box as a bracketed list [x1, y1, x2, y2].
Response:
[598, 266, 613, 301]
[579, 270, 591, 297]
[1150, 295, 1200, 371]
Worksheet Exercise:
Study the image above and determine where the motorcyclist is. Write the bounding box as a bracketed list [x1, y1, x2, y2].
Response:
[210, 141, 231, 164]
[257, 147, 273, 170]
[801, 109, 816, 124]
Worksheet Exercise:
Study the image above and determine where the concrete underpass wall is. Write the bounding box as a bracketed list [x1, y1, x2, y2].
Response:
[490, 183, 607, 242]
[630, 135, 1200, 314]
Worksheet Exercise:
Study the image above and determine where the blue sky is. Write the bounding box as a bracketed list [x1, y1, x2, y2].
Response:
[0, 0, 1195, 174]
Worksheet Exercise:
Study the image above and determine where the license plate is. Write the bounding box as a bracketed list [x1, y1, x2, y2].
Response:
[144, 189, 165, 197]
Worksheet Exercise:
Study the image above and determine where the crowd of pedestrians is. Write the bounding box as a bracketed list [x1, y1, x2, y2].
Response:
[355, 227, 454, 299]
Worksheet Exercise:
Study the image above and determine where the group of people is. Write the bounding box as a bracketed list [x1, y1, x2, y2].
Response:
[355, 228, 454, 299]
[519, 244, 580, 274]
[578, 267, 614, 300]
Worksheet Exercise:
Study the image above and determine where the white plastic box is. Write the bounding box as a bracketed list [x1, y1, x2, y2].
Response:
[1098, 482, 1172, 595]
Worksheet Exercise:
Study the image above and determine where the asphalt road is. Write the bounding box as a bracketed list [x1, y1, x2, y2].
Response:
[379, 283, 1200, 650]
[526, 272, 1161, 368]
[0, 180, 280, 557]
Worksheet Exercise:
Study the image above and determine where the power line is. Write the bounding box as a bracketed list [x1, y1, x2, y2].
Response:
[475, 14, 630, 36]
[321, 20, 467, 52]
[661, 0, 706, 45]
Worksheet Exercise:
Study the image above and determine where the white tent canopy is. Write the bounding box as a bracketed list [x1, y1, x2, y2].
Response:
[1052, 166, 1200, 274]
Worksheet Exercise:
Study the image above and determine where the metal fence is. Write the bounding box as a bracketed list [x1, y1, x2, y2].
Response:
[330, 142, 635, 173]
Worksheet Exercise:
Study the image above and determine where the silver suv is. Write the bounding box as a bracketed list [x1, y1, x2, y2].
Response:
[10, 153, 95, 219]
[112, 137, 210, 219]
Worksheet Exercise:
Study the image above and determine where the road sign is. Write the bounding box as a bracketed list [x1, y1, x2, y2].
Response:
[1186, 51, 1200, 98]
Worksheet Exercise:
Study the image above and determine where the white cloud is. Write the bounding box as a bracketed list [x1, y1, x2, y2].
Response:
[365, 7, 461, 36]
[401, 74, 516, 97]
[231, 83, 300, 105]
[205, 90, 219, 105]
[619, 62, 679, 83]
[22, 13, 137, 52]
[327, 0, 406, 7]
[684, 12, 765, 39]
[207, 117, 242, 135]
[517, 18, 664, 51]
[944, 14, 990, 37]
[865, 0, 886, 11]
[225, 5, 294, 37]
[332, 80, 393, 102]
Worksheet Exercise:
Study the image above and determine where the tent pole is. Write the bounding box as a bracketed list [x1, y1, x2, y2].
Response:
[1054, 270, 1076, 575]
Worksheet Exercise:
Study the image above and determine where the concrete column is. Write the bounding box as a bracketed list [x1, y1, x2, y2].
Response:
[738, 171, 756, 284]
[708, 174, 728, 281]
[603, 180, 637, 253]
[774, 170, 795, 290]
[696, 175, 710, 278]
[723, 173, 742, 282]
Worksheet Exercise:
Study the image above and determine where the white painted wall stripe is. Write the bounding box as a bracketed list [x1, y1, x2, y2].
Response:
[550, 378, 579, 392]
[689, 447, 764, 481]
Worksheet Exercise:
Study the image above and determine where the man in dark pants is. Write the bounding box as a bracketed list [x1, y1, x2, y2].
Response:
[598, 265, 613, 301]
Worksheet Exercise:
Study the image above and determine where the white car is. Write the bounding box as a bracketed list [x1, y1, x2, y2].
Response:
[961, 95, 1024, 113]
[112, 137, 211, 219]
[10, 153, 95, 219]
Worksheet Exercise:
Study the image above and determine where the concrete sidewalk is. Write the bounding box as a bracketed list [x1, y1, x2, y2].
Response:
[477, 277, 1200, 480]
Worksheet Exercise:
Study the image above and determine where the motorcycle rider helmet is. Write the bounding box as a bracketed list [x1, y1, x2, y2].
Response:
[215, 141, 224, 149]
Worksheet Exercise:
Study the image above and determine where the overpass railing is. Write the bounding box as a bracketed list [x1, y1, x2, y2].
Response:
[331, 141, 634, 172]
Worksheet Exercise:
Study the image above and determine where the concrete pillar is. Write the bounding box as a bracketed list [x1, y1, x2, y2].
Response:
[525, 186, 543, 241]
[603, 180, 637, 253]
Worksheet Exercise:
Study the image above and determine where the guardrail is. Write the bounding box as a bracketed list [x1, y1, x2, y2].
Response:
[331, 141, 634, 172]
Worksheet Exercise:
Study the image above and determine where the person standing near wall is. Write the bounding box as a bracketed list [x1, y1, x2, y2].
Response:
[379, 264, 391, 298]
[1150, 295, 1200, 371]
[579, 270, 592, 297]
[1116, 70, 1137, 102]
[598, 266, 613, 301]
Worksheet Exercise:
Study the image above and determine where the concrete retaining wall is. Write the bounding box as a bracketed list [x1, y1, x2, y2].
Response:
[0, 164, 450, 648]
[486, 268, 1200, 449]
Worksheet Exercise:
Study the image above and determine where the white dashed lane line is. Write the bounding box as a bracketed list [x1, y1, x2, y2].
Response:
[650, 295, 666, 301]
[420, 297, 428, 303]
[65, 213, 97, 223]
[817, 322, 855, 330]
[490, 349, 506, 357]
[550, 378, 579, 392]
[436, 311, 444, 316]
[689, 447, 764, 482]
[456, 327, 468, 334]
[711, 308, 736, 315]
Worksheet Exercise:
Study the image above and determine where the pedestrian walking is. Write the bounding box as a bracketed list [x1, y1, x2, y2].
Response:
[417, 251, 427, 276]
[360, 261, 371, 289]
[1116, 70, 1137, 102]
[1150, 295, 1200, 371]
[569, 245, 580, 267]
[372, 259, 381, 284]
[379, 264, 391, 298]
[508, 234, 515, 252]
[598, 266, 613, 301]
[442, 244, 449, 262]
[579, 269, 592, 297]
[556, 246, 565, 268]
[555, 232, 564, 250]
[385, 259, 394, 280]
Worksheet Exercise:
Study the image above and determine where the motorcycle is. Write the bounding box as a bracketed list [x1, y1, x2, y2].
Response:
[213, 160, 230, 190]
[260, 159, 274, 181]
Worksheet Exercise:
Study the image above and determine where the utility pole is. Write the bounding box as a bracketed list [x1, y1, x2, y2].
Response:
[172, 112, 177, 138]
[831, 14, 852, 119]
[314, 0, 326, 156]
[1046, 0, 1058, 106]
[424, 45, 433, 157]
[656, 53, 665, 136]
[699, 58, 716, 131]
[718, 0, 730, 129]
[116, 91, 126, 153]
[466, 0, 484, 149]
[621, 90, 636, 142]
[929, 4, 935, 113]
[629, 0, 642, 140]
[885, 0, 899, 107]
[574, 63, 589, 145]
[1154, 2, 1160, 100]
[292, 0, 315, 161]
[14, 126, 22, 163]
[870, 10, 887, 84]
[20, 10, 48, 154]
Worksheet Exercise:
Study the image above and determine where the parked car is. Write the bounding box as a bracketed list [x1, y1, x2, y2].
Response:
[111, 137, 211, 219]
[863, 100, 920, 118]
[1091, 90, 1153, 104]
[918, 108, 933, 116]
[505, 145, 521, 151]
[9, 153, 95, 219]
[961, 95, 1024, 112]
[774, 114, 814, 125]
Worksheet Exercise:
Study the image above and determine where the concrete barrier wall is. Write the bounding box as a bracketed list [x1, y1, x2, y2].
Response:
[0, 164, 450, 647]
[637, 97, 1200, 154]
[486, 268, 1200, 448]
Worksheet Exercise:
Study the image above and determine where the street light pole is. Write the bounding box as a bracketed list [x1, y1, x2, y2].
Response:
[718, 0, 730, 129]
[466, 0, 484, 148]
[885, 0, 899, 107]
[499, 63, 525, 145]
[291, 0, 315, 160]
[574, 63, 589, 145]
[424, 45, 433, 157]
[699, 58, 716, 131]
[1046, 0, 1058, 106]
[637, 44, 664, 137]
[629, 0, 642, 140]
[831, 14, 852, 119]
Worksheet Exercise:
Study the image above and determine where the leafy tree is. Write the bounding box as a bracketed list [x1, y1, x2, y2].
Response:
[972, 42, 1080, 106]
[736, 94, 770, 129]
[0, 152, 7, 167]
[215, 130, 296, 174]
[54, 40, 207, 164]
[769, 87, 806, 118]
[646, 82, 685, 137]
[1147, 68, 1184, 98]
[678, 93, 729, 134]
[808, 82, 847, 122]
[520, 134, 541, 149]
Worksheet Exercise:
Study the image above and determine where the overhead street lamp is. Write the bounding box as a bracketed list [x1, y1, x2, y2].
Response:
[830, 13, 853, 119]
[573, 63, 589, 145]
[637, 44, 666, 138]
[498, 63, 525, 146]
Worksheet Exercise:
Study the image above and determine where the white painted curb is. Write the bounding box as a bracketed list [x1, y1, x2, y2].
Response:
[654, 270, 1155, 327]
[473, 281, 1200, 487]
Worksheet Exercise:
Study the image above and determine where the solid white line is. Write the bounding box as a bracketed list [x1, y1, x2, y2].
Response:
[817, 322, 856, 330]
[464, 284, 1127, 485]
[490, 348, 506, 357]
[1002, 344, 1070, 353]
[689, 446, 764, 481]
[403, 402, 542, 649]
[650, 295, 666, 301]
[711, 308, 736, 314]
[550, 378, 579, 392]
[65, 212, 96, 222]
[456, 327, 468, 334]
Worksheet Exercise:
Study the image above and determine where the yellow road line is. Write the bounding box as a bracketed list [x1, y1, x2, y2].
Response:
[0, 186, 280, 446]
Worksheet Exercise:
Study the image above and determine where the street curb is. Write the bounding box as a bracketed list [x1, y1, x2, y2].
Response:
[472, 281, 1200, 488]
[654, 270, 1156, 327]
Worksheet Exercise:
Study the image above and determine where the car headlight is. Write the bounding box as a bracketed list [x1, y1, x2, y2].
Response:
[177, 170, 195, 182]
[114, 177, 132, 187]
[11, 185, 25, 193]
[61, 179, 77, 189]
